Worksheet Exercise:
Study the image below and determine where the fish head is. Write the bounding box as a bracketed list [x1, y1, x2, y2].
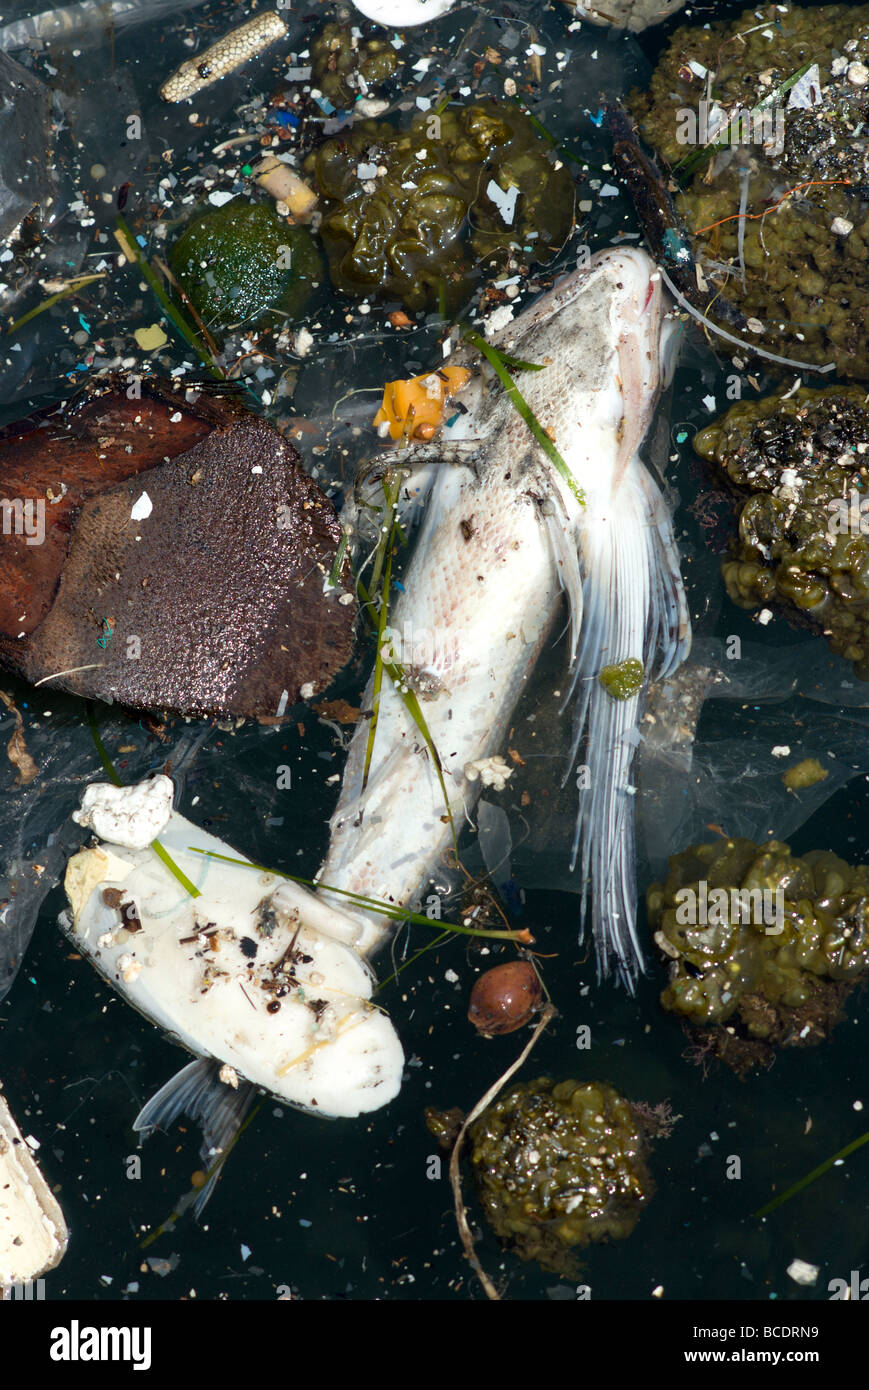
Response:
[484, 246, 675, 491]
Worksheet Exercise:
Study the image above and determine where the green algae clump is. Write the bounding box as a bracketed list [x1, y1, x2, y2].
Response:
[310, 22, 398, 109]
[598, 657, 644, 700]
[782, 758, 830, 791]
[169, 200, 323, 333]
[303, 101, 575, 311]
[648, 837, 869, 1070]
[631, 4, 869, 378]
[468, 1077, 651, 1273]
[695, 386, 869, 679]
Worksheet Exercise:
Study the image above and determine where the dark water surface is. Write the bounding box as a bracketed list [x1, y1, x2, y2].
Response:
[1, 0, 868, 1307]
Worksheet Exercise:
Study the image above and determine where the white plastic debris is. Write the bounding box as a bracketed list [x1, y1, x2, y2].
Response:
[787, 63, 822, 108]
[63, 803, 404, 1118]
[0, 1089, 68, 1286]
[72, 775, 174, 850]
[130, 491, 153, 521]
[486, 179, 519, 226]
[464, 755, 514, 791]
[350, 0, 456, 25]
[787, 1258, 820, 1287]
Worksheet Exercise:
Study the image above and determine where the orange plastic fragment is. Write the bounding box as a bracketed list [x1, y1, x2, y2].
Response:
[373, 366, 472, 441]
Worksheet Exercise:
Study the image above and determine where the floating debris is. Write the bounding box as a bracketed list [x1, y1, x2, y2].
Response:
[0, 378, 353, 717]
[648, 837, 869, 1072]
[695, 387, 869, 680]
[468, 1077, 652, 1273]
[160, 11, 289, 103]
[0, 1087, 68, 1287]
[467, 960, 542, 1036]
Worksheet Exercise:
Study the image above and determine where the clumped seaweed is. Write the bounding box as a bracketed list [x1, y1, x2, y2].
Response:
[631, 4, 869, 378]
[303, 101, 575, 311]
[466, 1077, 652, 1273]
[695, 386, 869, 679]
[310, 21, 398, 109]
[648, 836, 869, 1072]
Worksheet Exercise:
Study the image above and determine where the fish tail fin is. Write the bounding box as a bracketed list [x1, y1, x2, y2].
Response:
[563, 462, 689, 990]
[134, 1058, 255, 1217]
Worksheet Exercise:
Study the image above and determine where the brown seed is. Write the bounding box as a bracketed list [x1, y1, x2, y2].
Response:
[468, 961, 542, 1037]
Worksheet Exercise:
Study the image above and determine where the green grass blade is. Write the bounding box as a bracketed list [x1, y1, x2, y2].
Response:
[86, 703, 123, 787]
[674, 62, 812, 180]
[115, 215, 224, 379]
[150, 840, 202, 899]
[463, 327, 585, 506]
[186, 847, 531, 942]
[6, 275, 106, 336]
[356, 572, 458, 853]
[755, 1128, 869, 1218]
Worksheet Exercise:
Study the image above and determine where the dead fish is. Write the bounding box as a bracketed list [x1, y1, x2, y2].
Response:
[307, 247, 690, 990]
[58, 251, 689, 1204]
[63, 776, 403, 1212]
[0, 377, 354, 719]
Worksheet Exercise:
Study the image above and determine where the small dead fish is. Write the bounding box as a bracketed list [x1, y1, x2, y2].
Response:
[315, 246, 690, 991]
[63, 777, 403, 1212]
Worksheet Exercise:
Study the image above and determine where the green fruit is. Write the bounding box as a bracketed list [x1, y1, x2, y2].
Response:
[169, 200, 323, 333]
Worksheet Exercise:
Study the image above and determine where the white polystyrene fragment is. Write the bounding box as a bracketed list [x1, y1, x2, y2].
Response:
[787, 63, 822, 108]
[350, 0, 455, 25]
[787, 1258, 819, 1286]
[486, 179, 518, 226]
[72, 776, 174, 849]
[130, 491, 153, 521]
[0, 1090, 68, 1285]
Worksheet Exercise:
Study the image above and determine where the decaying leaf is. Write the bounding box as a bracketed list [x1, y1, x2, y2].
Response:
[0, 377, 355, 719]
[312, 699, 361, 725]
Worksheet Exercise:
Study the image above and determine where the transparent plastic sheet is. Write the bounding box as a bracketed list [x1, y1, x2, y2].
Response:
[0, 0, 648, 409]
[0, 51, 56, 242]
[0, 679, 212, 1003]
[0, 0, 210, 51]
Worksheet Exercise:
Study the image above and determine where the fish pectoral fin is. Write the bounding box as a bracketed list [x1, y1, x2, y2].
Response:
[133, 1058, 255, 1218]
